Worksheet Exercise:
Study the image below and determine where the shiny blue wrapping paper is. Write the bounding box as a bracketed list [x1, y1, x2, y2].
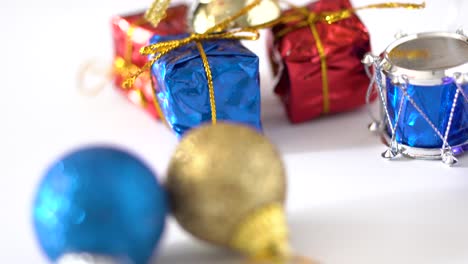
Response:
[387, 77, 468, 148]
[33, 147, 167, 264]
[149, 34, 262, 137]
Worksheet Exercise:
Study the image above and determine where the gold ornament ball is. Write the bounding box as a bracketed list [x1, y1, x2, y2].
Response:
[167, 123, 288, 257]
[190, 0, 281, 33]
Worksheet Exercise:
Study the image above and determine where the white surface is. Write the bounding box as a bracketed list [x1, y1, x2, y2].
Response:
[1, 0, 468, 263]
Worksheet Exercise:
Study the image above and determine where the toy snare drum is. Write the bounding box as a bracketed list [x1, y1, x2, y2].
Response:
[363, 31, 468, 165]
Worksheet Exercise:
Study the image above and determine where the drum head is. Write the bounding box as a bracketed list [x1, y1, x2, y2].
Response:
[388, 34, 468, 71]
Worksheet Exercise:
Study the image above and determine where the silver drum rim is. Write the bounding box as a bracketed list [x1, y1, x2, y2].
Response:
[381, 132, 468, 160]
[381, 32, 468, 86]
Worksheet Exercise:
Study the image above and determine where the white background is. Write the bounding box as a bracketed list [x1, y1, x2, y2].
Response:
[2, 0, 468, 263]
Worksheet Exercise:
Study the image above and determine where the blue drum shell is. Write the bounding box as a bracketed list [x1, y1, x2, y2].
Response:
[386, 78, 468, 148]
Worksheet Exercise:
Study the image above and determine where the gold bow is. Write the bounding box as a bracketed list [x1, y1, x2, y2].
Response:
[124, 0, 262, 125]
[265, 1, 426, 114]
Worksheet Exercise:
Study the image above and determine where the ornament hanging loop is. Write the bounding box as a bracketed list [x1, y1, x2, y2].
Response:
[77, 59, 113, 97]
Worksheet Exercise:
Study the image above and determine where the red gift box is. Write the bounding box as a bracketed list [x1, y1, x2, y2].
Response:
[269, 0, 372, 123]
[111, 5, 188, 119]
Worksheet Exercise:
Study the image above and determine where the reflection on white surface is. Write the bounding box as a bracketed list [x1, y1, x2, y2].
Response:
[57, 253, 132, 264]
[156, 188, 468, 264]
[289, 189, 468, 264]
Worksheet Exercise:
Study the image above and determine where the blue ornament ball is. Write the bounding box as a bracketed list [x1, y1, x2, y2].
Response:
[32, 146, 168, 264]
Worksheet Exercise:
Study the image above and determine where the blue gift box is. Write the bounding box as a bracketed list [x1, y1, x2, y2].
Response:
[149, 33, 262, 137]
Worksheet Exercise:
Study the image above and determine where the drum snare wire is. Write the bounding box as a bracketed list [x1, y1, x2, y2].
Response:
[398, 77, 450, 149]
[365, 63, 380, 124]
[389, 86, 406, 145]
[375, 64, 395, 132]
[442, 87, 462, 151]
[455, 81, 468, 103]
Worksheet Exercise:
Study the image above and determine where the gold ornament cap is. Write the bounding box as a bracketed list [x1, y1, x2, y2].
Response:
[167, 123, 287, 250]
[190, 0, 281, 33]
[230, 203, 289, 259]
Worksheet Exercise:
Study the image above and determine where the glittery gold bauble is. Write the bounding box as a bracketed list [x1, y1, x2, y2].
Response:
[190, 0, 281, 33]
[167, 123, 288, 258]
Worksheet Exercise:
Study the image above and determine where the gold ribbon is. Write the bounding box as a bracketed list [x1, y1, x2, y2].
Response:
[266, 1, 425, 114]
[124, 0, 262, 125]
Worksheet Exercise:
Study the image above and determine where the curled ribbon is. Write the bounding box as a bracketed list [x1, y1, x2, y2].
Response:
[77, 59, 113, 97]
[124, 0, 262, 125]
[77, 16, 162, 121]
[256, 1, 425, 114]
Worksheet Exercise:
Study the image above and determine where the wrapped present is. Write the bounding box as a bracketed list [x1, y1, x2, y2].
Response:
[122, 0, 271, 137]
[268, 0, 425, 124]
[268, 0, 372, 123]
[148, 34, 262, 137]
[111, 4, 188, 119]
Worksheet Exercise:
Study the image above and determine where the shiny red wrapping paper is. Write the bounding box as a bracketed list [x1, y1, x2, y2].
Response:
[111, 5, 188, 119]
[269, 0, 372, 123]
